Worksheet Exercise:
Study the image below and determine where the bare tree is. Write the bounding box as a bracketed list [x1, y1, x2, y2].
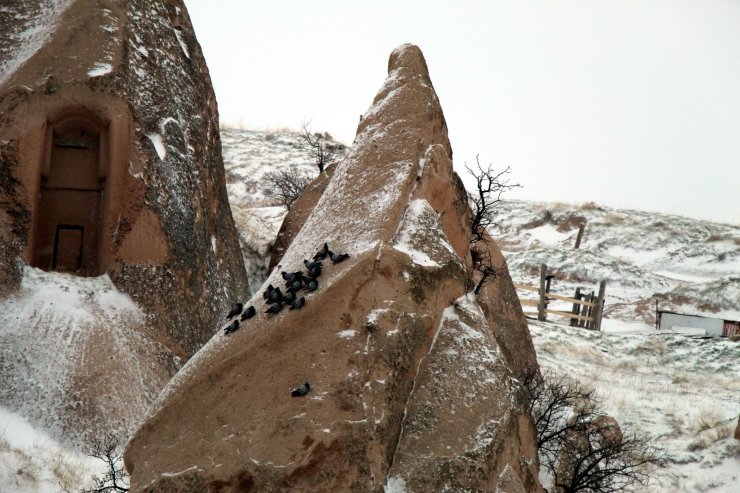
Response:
[471, 246, 504, 295]
[300, 121, 345, 173]
[521, 370, 664, 493]
[262, 168, 311, 210]
[465, 156, 520, 244]
[80, 434, 129, 493]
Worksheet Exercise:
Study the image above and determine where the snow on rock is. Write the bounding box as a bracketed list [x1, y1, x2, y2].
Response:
[146, 132, 166, 160]
[392, 199, 458, 268]
[0, 267, 178, 449]
[87, 62, 112, 77]
[0, 0, 71, 87]
[0, 5, 247, 491]
[124, 44, 540, 493]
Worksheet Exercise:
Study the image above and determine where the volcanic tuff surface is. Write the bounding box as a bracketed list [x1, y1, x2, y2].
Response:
[124, 44, 541, 492]
[0, 0, 246, 448]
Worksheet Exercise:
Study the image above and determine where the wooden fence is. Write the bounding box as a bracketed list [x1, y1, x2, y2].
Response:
[515, 263, 606, 331]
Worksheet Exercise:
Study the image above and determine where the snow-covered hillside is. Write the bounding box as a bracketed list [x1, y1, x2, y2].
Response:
[495, 200, 739, 325]
[221, 127, 739, 493]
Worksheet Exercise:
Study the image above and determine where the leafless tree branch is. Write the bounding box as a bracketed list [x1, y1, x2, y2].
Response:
[262, 168, 312, 210]
[300, 121, 345, 173]
[80, 433, 129, 493]
[520, 370, 665, 493]
[465, 155, 520, 244]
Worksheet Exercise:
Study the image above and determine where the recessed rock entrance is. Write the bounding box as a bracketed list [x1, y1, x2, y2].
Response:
[32, 111, 107, 276]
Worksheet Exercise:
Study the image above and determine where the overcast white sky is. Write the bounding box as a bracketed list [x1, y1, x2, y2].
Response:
[186, 0, 739, 225]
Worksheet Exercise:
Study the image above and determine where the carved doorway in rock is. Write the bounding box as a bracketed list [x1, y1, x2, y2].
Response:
[34, 115, 105, 276]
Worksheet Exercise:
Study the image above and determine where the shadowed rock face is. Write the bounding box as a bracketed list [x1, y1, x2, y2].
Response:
[124, 44, 541, 492]
[0, 0, 247, 446]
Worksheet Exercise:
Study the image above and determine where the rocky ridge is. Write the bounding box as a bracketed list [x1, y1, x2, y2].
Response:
[0, 0, 246, 447]
[124, 44, 541, 492]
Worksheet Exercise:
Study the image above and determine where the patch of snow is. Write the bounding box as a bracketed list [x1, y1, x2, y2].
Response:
[337, 329, 356, 339]
[393, 199, 456, 267]
[655, 270, 713, 283]
[0, 1, 71, 86]
[367, 308, 388, 325]
[161, 466, 199, 478]
[527, 223, 572, 246]
[174, 29, 189, 59]
[87, 62, 112, 77]
[210, 235, 217, 254]
[0, 405, 102, 493]
[147, 132, 166, 160]
[385, 476, 408, 493]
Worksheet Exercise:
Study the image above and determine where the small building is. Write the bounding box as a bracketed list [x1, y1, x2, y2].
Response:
[657, 310, 739, 337]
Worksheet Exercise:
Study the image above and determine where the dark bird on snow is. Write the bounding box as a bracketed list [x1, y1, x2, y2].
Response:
[265, 302, 284, 315]
[290, 296, 305, 310]
[304, 259, 321, 270]
[283, 290, 296, 304]
[240, 305, 256, 321]
[262, 284, 275, 300]
[291, 382, 310, 397]
[267, 287, 283, 304]
[313, 242, 330, 260]
[225, 302, 243, 319]
[308, 264, 321, 278]
[224, 319, 240, 335]
[306, 279, 318, 292]
[330, 252, 350, 264]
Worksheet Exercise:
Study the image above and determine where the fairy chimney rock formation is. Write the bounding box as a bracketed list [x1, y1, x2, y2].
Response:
[125, 44, 541, 492]
[0, 0, 247, 445]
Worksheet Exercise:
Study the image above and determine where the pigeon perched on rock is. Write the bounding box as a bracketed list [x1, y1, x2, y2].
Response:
[224, 320, 240, 335]
[267, 287, 283, 304]
[263, 284, 275, 300]
[283, 290, 296, 304]
[304, 259, 321, 270]
[313, 242, 330, 261]
[289, 296, 305, 310]
[265, 302, 284, 315]
[225, 303, 243, 320]
[330, 252, 350, 264]
[308, 264, 321, 278]
[289, 279, 302, 291]
[240, 305, 256, 321]
[281, 271, 291, 281]
[305, 278, 318, 292]
[291, 382, 310, 397]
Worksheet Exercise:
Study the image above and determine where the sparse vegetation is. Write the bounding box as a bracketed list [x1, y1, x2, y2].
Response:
[261, 167, 312, 210]
[522, 370, 664, 493]
[464, 155, 519, 295]
[78, 434, 129, 493]
[465, 155, 520, 244]
[300, 121, 345, 173]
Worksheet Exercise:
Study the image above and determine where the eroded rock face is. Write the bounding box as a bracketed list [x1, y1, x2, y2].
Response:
[124, 44, 540, 492]
[0, 0, 247, 445]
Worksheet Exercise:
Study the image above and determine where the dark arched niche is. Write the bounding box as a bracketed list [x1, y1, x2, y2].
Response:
[32, 110, 109, 276]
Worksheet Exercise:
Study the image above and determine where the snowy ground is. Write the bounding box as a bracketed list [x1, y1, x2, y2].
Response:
[0, 406, 102, 493]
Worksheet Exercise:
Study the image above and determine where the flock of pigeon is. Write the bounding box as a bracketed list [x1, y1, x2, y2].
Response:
[222, 241, 350, 336]
[220, 243, 349, 397]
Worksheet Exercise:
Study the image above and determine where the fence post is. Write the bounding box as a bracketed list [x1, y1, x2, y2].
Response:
[538, 263, 547, 321]
[593, 280, 607, 331]
[574, 223, 585, 249]
[570, 288, 582, 326]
